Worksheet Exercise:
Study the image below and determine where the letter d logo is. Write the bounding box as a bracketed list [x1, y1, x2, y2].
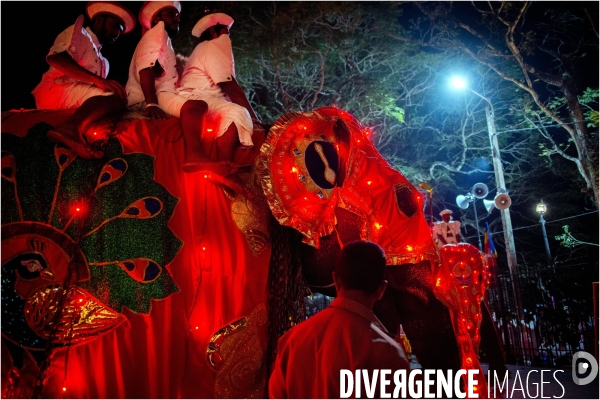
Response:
[572, 351, 598, 385]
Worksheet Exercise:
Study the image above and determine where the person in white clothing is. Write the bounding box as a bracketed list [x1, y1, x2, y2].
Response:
[33, 1, 135, 159]
[433, 209, 462, 249]
[177, 13, 260, 164]
[125, 1, 182, 119]
[125, 3, 250, 195]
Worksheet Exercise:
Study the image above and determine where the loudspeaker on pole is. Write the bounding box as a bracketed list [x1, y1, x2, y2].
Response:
[471, 183, 489, 199]
[483, 199, 496, 213]
[456, 194, 470, 209]
[494, 193, 511, 210]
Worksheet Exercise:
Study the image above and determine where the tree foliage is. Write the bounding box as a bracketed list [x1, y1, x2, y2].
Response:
[174, 2, 598, 265]
[400, 1, 599, 206]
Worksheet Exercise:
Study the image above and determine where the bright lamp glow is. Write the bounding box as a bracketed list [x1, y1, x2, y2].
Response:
[536, 200, 547, 215]
[450, 77, 467, 89]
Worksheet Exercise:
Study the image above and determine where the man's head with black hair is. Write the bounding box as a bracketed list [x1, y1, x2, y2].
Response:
[335, 240, 386, 294]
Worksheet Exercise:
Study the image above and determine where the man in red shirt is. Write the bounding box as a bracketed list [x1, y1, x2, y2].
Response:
[268, 240, 411, 398]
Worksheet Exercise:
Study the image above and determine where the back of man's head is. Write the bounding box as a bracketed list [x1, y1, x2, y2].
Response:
[335, 241, 386, 294]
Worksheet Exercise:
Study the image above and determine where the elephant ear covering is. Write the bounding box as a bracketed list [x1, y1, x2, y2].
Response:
[257, 106, 438, 266]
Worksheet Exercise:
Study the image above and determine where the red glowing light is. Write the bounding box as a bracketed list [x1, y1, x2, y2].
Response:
[70, 201, 87, 216]
[204, 174, 208, 179]
[63, 387, 67, 392]
[207, 128, 213, 132]
[367, 180, 372, 185]
[195, 326, 199, 330]
[93, 132, 97, 136]
[202, 247, 206, 251]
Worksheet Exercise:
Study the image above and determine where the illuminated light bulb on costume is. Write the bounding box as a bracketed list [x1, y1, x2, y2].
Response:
[406, 245, 413, 251]
[63, 201, 87, 231]
[207, 128, 213, 132]
[374, 222, 382, 230]
[291, 167, 297, 173]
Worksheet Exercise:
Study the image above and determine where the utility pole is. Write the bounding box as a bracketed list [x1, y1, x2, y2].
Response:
[483, 100, 525, 362]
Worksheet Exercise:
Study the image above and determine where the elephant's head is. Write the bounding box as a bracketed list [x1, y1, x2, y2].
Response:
[252, 107, 439, 294]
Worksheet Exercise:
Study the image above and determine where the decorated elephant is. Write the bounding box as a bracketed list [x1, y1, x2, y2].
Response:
[242, 107, 462, 374]
[0, 106, 487, 398]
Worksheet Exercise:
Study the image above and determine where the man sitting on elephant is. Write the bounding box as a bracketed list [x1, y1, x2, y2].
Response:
[32, 1, 136, 159]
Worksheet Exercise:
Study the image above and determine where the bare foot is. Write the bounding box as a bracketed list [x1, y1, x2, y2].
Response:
[47, 127, 103, 159]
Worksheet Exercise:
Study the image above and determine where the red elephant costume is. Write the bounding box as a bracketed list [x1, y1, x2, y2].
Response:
[1, 109, 270, 398]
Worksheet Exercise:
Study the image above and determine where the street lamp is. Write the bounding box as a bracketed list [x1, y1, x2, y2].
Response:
[450, 77, 518, 272]
[536, 200, 553, 268]
[450, 76, 525, 355]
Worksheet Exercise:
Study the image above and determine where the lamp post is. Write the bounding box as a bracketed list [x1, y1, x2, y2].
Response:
[451, 78, 519, 272]
[536, 200, 553, 268]
[451, 77, 524, 357]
